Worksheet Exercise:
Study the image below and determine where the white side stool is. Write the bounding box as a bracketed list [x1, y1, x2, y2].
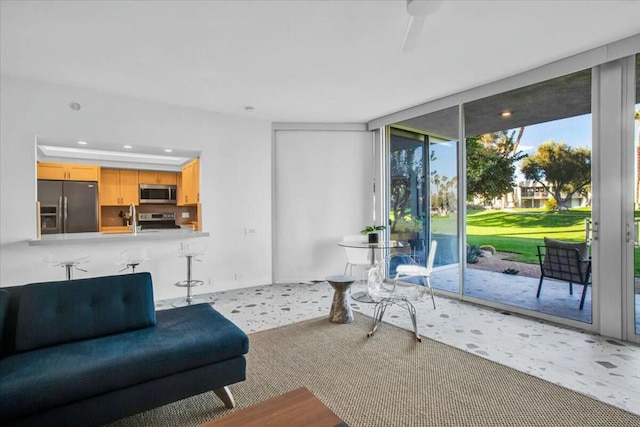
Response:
[173, 241, 206, 307]
[117, 247, 150, 274]
[44, 251, 90, 280]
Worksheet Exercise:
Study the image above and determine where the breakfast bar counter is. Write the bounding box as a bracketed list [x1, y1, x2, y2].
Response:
[29, 228, 210, 246]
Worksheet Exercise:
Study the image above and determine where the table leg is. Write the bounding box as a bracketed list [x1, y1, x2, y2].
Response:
[350, 247, 377, 303]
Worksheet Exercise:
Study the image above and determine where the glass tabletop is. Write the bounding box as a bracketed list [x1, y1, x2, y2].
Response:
[337, 241, 406, 249]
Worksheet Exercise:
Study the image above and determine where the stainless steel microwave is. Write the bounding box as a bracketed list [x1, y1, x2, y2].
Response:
[139, 184, 177, 204]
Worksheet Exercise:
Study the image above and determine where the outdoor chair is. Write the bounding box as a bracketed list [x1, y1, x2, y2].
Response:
[366, 240, 437, 342]
[536, 238, 591, 310]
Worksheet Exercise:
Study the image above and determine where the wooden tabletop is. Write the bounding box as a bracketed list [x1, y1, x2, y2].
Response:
[198, 387, 346, 427]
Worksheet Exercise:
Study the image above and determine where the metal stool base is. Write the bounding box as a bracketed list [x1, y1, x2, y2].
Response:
[172, 296, 206, 307]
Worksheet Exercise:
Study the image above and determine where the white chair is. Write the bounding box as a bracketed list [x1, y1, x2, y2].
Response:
[117, 247, 150, 274]
[342, 234, 371, 277]
[366, 240, 437, 342]
[173, 241, 206, 307]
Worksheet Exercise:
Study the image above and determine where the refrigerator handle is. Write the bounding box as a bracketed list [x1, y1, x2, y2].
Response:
[63, 196, 68, 234]
[58, 196, 63, 233]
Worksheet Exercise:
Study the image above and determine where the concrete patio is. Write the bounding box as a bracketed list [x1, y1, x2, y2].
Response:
[430, 267, 640, 333]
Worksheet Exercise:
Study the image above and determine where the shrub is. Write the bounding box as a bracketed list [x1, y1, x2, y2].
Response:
[466, 203, 486, 211]
[479, 244, 496, 254]
[466, 244, 482, 264]
[394, 216, 423, 233]
[545, 198, 558, 211]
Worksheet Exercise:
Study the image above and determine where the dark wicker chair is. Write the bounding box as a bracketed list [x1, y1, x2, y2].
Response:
[536, 244, 592, 310]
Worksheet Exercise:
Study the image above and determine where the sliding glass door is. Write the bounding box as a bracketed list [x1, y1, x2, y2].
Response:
[388, 106, 460, 293]
[627, 54, 640, 342]
[462, 69, 593, 324]
[636, 54, 640, 339]
[380, 49, 639, 339]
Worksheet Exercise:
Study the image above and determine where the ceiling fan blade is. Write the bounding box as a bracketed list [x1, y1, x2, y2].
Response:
[400, 15, 426, 52]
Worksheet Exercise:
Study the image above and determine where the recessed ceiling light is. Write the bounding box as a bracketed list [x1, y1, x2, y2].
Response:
[77, 141, 88, 145]
[123, 145, 132, 149]
[500, 111, 513, 117]
[164, 149, 173, 153]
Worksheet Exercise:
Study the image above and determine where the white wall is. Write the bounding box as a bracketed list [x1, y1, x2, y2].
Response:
[273, 127, 373, 282]
[0, 75, 272, 300]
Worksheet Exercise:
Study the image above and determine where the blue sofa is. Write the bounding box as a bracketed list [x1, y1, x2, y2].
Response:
[0, 272, 249, 426]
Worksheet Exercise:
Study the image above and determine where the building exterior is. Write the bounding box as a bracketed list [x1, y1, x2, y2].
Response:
[489, 180, 590, 209]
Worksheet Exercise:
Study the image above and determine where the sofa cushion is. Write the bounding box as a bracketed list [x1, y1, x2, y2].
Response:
[0, 303, 249, 422]
[14, 273, 156, 352]
[0, 290, 7, 355]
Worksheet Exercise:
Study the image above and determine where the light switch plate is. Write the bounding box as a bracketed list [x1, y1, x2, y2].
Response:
[181, 212, 190, 218]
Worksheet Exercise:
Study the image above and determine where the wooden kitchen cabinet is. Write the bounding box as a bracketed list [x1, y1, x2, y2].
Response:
[37, 162, 99, 181]
[138, 171, 177, 185]
[100, 169, 139, 206]
[180, 159, 200, 205]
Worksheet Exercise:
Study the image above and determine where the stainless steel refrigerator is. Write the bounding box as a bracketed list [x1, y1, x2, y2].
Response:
[38, 180, 99, 234]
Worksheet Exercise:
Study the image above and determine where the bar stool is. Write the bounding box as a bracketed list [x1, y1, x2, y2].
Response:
[173, 241, 206, 307]
[117, 247, 150, 274]
[44, 251, 89, 280]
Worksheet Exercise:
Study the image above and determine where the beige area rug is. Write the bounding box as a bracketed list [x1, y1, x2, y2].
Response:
[113, 313, 640, 426]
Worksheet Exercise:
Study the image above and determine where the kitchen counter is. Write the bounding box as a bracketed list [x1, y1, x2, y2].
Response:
[29, 228, 209, 246]
[101, 226, 134, 234]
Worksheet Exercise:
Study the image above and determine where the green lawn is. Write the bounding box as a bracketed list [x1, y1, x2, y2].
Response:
[466, 209, 588, 263]
[462, 208, 640, 274]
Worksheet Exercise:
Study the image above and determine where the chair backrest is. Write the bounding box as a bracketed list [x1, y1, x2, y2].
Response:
[367, 253, 417, 296]
[426, 240, 438, 272]
[394, 240, 437, 276]
[538, 245, 590, 284]
[342, 235, 370, 265]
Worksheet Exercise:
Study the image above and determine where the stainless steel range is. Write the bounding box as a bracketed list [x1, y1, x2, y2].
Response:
[138, 212, 181, 230]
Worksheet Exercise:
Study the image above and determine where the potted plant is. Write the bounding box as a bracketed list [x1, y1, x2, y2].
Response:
[361, 225, 386, 244]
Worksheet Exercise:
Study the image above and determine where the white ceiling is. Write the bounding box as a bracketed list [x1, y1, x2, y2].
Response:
[2, 0, 640, 123]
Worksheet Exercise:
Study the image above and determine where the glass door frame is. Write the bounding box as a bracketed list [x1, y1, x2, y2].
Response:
[622, 55, 639, 344]
[373, 41, 640, 341]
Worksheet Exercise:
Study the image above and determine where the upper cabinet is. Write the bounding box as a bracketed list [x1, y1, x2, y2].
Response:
[138, 171, 177, 185]
[180, 158, 200, 206]
[100, 168, 139, 206]
[37, 162, 99, 181]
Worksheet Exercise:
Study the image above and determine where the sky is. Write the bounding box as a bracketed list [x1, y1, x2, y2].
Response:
[517, 113, 592, 154]
[428, 105, 640, 187]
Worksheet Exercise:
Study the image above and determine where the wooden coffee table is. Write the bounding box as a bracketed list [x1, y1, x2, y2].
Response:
[199, 387, 347, 427]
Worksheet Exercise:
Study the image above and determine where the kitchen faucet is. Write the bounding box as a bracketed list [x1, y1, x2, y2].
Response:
[129, 204, 137, 235]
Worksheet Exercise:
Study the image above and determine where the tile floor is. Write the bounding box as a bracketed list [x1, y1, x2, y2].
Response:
[157, 280, 640, 416]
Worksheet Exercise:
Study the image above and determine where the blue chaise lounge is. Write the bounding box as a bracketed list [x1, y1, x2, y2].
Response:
[0, 272, 249, 426]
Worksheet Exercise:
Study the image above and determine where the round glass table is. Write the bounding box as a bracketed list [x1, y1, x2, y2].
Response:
[337, 240, 406, 303]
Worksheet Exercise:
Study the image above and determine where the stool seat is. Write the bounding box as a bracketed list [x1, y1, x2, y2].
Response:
[326, 275, 356, 284]
[44, 251, 89, 280]
[117, 247, 150, 274]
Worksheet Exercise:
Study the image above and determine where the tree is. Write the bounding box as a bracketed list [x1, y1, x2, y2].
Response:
[431, 173, 457, 215]
[520, 140, 591, 210]
[466, 128, 526, 204]
[389, 146, 423, 232]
